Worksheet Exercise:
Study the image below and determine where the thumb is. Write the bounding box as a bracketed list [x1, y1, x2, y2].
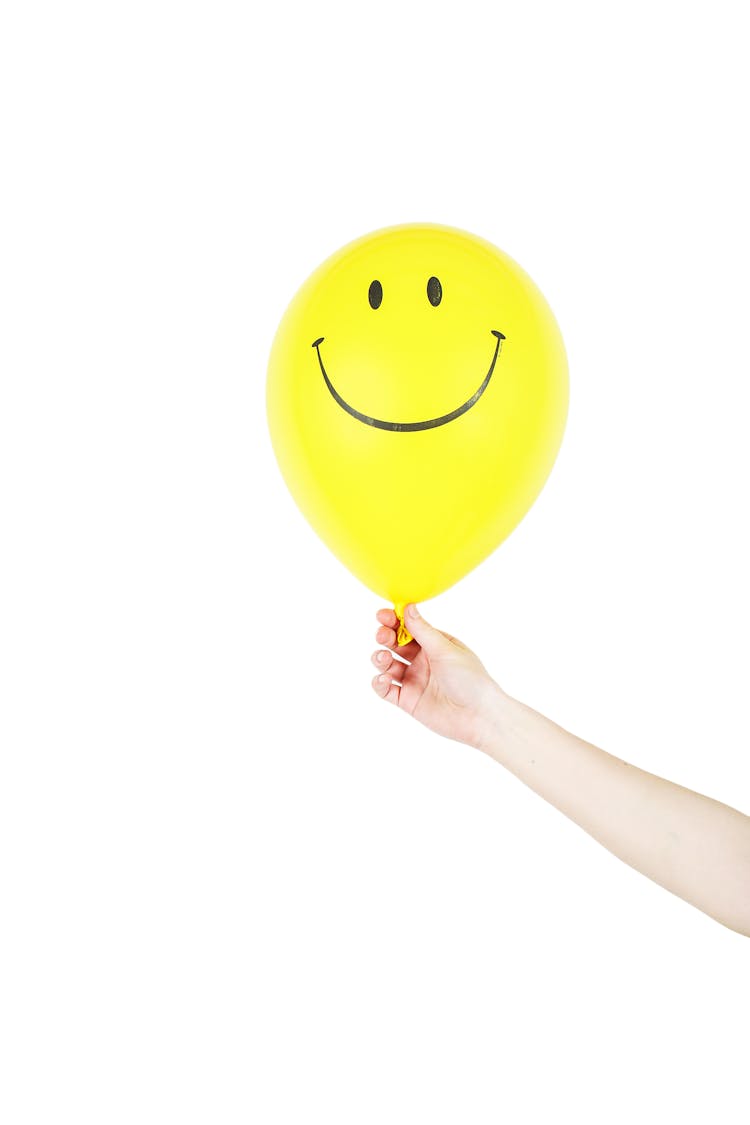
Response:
[404, 603, 451, 655]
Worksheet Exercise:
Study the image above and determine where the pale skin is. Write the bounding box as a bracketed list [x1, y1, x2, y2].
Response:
[372, 602, 750, 938]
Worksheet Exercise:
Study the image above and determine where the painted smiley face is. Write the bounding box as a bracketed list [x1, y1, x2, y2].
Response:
[266, 223, 568, 608]
[306, 265, 508, 433]
[312, 300, 506, 431]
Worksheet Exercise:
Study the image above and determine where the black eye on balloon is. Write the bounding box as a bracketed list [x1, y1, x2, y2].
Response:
[427, 276, 442, 306]
[368, 280, 383, 309]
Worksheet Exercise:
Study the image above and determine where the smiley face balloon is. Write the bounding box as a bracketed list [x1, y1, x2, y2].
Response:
[266, 224, 568, 642]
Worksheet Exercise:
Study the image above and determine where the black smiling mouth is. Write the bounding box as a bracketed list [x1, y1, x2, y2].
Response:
[312, 330, 505, 432]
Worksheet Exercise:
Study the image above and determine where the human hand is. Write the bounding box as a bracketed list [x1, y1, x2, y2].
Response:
[371, 602, 506, 748]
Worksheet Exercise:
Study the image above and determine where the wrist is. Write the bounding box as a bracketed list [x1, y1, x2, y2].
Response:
[472, 681, 522, 758]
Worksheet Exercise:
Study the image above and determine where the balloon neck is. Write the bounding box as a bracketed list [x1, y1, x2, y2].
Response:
[394, 602, 412, 646]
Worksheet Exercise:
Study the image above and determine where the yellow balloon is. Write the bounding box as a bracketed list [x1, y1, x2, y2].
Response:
[266, 224, 568, 642]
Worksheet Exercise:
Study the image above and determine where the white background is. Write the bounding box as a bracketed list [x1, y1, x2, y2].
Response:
[1, 2, 748, 1122]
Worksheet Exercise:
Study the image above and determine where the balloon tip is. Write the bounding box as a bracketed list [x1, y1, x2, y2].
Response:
[394, 602, 413, 646]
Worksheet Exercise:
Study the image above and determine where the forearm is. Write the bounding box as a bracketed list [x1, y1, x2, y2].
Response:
[476, 686, 750, 936]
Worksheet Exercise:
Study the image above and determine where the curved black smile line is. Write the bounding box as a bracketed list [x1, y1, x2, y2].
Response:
[311, 330, 505, 432]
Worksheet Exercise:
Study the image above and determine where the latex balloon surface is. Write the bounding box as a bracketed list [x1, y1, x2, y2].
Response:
[266, 224, 568, 639]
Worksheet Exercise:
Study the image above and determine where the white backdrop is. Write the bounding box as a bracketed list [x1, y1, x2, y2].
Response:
[1, 2, 748, 1122]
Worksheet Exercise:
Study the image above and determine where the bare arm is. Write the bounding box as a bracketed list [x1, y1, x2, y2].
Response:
[372, 603, 750, 937]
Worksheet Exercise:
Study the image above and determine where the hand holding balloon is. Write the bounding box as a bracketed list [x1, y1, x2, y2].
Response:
[371, 603, 505, 747]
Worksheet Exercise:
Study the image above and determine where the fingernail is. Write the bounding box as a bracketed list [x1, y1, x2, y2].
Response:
[378, 673, 389, 684]
[376, 651, 387, 663]
[407, 603, 419, 618]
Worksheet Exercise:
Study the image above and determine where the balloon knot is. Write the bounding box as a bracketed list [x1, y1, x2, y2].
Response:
[394, 602, 412, 646]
